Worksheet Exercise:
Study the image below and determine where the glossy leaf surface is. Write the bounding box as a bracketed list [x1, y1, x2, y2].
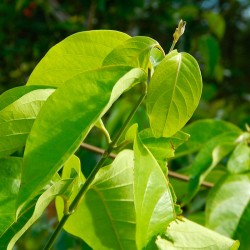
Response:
[0, 87, 54, 157]
[56, 150, 137, 250]
[102, 36, 164, 70]
[156, 218, 239, 250]
[134, 132, 176, 249]
[206, 174, 250, 249]
[17, 66, 146, 215]
[27, 30, 130, 86]
[147, 50, 202, 137]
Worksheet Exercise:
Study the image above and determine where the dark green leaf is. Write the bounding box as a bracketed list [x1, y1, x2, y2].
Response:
[183, 132, 239, 204]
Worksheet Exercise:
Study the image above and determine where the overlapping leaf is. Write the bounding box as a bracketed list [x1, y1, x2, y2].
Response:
[175, 119, 242, 157]
[0, 86, 54, 157]
[102, 36, 164, 70]
[156, 218, 239, 250]
[134, 131, 176, 249]
[0, 157, 22, 236]
[206, 174, 250, 250]
[27, 30, 131, 87]
[56, 150, 137, 250]
[17, 66, 146, 215]
[147, 50, 202, 137]
[183, 132, 239, 204]
[227, 142, 250, 174]
[7, 179, 74, 250]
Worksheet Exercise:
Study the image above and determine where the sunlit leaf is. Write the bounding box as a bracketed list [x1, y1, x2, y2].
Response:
[134, 131, 176, 249]
[227, 142, 250, 174]
[56, 150, 137, 250]
[156, 218, 239, 250]
[206, 174, 250, 249]
[0, 86, 54, 157]
[27, 30, 131, 87]
[7, 179, 74, 250]
[102, 36, 164, 70]
[17, 66, 147, 215]
[139, 128, 190, 170]
[147, 50, 202, 137]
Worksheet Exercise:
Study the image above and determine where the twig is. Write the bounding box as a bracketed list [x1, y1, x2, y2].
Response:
[80, 142, 214, 188]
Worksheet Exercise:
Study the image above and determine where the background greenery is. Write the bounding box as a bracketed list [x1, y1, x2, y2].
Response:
[0, 0, 249, 249]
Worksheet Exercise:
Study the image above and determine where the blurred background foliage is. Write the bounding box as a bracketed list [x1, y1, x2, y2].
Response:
[0, 0, 249, 249]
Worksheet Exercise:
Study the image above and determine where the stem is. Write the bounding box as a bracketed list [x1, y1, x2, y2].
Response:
[168, 41, 176, 53]
[80, 142, 214, 189]
[43, 81, 147, 250]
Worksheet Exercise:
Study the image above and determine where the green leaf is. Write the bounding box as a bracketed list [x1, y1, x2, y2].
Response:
[204, 12, 226, 39]
[183, 132, 239, 204]
[139, 128, 190, 170]
[156, 218, 240, 250]
[134, 130, 176, 249]
[146, 50, 202, 137]
[27, 30, 131, 87]
[199, 35, 220, 77]
[0, 87, 54, 157]
[56, 150, 137, 250]
[0, 157, 22, 236]
[17, 66, 147, 215]
[7, 179, 74, 250]
[206, 174, 250, 249]
[102, 36, 164, 70]
[227, 142, 250, 174]
[176, 119, 242, 157]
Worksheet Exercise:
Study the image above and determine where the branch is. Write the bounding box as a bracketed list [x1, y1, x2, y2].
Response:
[80, 142, 214, 188]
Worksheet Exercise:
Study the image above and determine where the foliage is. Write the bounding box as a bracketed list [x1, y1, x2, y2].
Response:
[1, 23, 248, 250]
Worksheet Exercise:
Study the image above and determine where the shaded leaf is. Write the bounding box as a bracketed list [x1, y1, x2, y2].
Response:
[176, 119, 242, 157]
[134, 131, 176, 249]
[17, 66, 146, 215]
[204, 12, 226, 39]
[27, 30, 131, 87]
[156, 218, 239, 250]
[183, 132, 239, 204]
[206, 174, 250, 249]
[0, 157, 22, 236]
[0, 87, 54, 157]
[199, 35, 220, 77]
[147, 50, 202, 137]
[56, 150, 137, 250]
